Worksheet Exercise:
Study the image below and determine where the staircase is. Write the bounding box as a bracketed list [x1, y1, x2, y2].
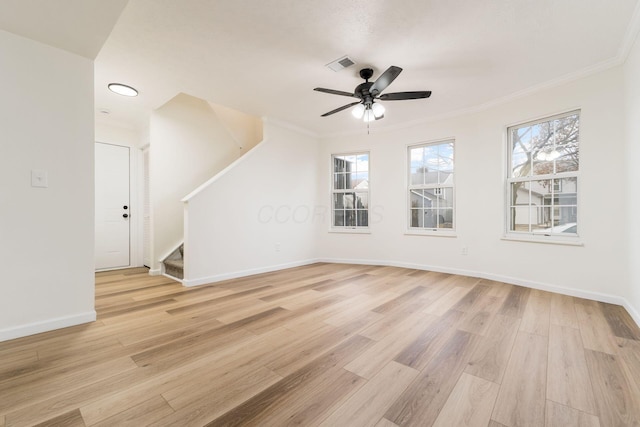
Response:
[162, 244, 184, 280]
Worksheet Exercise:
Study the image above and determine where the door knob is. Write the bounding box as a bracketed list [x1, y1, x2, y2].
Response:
[123, 213, 129, 218]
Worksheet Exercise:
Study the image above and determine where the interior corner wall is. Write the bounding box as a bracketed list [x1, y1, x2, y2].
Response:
[208, 102, 264, 150]
[317, 66, 628, 304]
[624, 32, 640, 322]
[149, 93, 257, 272]
[184, 121, 319, 285]
[0, 30, 95, 341]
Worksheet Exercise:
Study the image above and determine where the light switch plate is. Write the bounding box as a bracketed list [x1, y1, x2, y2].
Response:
[31, 170, 48, 188]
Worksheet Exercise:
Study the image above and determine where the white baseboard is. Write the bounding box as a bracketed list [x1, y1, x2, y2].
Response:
[182, 259, 318, 287]
[317, 257, 640, 328]
[0, 311, 97, 343]
[149, 268, 162, 276]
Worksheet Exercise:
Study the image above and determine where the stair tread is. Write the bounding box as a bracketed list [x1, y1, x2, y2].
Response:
[163, 259, 184, 268]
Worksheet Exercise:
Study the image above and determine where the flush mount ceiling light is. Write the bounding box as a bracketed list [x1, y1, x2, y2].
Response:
[108, 83, 138, 97]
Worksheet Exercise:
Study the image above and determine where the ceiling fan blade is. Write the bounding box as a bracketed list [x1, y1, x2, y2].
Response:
[379, 91, 432, 101]
[314, 87, 358, 98]
[321, 101, 361, 117]
[369, 66, 403, 96]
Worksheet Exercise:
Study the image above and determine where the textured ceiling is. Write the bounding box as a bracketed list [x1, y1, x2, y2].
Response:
[0, 0, 128, 59]
[6, 0, 640, 136]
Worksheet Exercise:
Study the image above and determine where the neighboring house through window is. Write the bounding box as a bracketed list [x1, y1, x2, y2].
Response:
[507, 110, 580, 237]
[332, 152, 369, 228]
[408, 140, 455, 231]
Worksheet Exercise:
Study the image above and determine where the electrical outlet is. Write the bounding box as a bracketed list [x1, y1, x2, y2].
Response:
[275, 242, 281, 252]
[461, 246, 468, 255]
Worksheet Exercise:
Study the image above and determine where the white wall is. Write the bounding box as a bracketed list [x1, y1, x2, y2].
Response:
[149, 93, 260, 272]
[317, 67, 629, 304]
[625, 33, 640, 322]
[183, 121, 319, 286]
[0, 30, 95, 341]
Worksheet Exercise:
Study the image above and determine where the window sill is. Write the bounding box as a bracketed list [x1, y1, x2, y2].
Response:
[405, 230, 457, 238]
[329, 228, 371, 235]
[501, 235, 584, 247]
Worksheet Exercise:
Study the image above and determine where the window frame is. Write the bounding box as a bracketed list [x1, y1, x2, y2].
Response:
[505, 109, 581, 243]
[330, 151, 371, 232]
[406, 139, 456, 236]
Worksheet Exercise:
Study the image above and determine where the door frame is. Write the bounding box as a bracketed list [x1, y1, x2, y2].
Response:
[95, 140, 144, 270]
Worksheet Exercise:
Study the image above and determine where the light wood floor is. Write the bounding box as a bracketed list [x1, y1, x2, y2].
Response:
[1, 264, 639, 426]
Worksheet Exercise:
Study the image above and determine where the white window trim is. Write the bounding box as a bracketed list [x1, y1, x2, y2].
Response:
[406, 138, 457, 236]
[505, 109, 581, 243]
[330, 151, 371, 231]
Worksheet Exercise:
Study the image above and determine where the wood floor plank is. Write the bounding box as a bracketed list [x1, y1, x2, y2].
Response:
[545, 400, 600, 427]
[344, 312, 436, 379]
[151, 367, 282, 427]
[204, 334, 372, 427]
[0, 349, 38, 373]
[616, 337, 640, 392]
[465, 314, 520, 384]
[451, 283, 491, 312]
[319, 361, 419, 427]
[432, 373, 500, 427]
[549, 294, 579, 329]
[91, 395, 174, 427]
[498, 285, 531, 318]
[385, 330, 481, 427]
[599, 302, 640, 340]
[358, 302, 424, 341]
[520, 295, 551, 336]
[393, 309, 464, 371]
[547, 324, 596, 414]
[371, 285, 431, 314]
[266, 315, 375, 376]
[32, 408, 86, 427]
[575, 302, 619, 355]
[423, 286, 472, 316]
[255, 366, 364, 426]
[375, 418, 399, 427]
[491, 331, 548, 427]
[585, 349, 640, 426]
[0, 356, 138, 415]
[481, 280, 512, 299]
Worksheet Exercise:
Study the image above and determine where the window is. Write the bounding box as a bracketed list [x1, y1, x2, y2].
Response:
[408, 140, 454, 231]
[507, 110, 579, 237]
[332, 152, 369, 228]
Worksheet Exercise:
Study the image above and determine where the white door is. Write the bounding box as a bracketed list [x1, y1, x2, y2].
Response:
[95, 142, 130, 270]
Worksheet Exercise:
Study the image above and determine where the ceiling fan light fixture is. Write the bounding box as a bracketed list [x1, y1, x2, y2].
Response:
[372, 102, 385, 118]
[363, 107, 375, 122]
[352, 103, 365, 119]
[108, 83, 138, 97]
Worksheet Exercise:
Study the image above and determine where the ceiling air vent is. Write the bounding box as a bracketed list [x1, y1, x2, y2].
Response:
[326, 55, 356, 72]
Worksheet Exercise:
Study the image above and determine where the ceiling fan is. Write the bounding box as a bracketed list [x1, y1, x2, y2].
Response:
[314, 66, 431, 121]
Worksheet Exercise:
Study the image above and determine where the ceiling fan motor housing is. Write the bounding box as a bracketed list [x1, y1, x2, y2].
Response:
[355, 81, 374, 105]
